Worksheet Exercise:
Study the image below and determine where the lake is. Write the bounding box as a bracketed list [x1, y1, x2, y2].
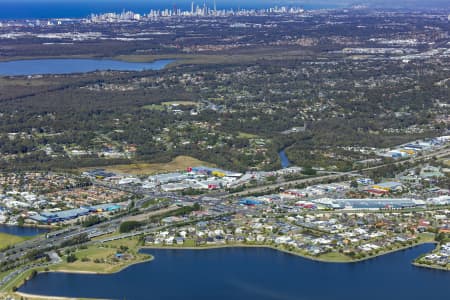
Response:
[0, 225, 48, 237]
[19, 244, 450, 300]
[0, 59, 174, 76]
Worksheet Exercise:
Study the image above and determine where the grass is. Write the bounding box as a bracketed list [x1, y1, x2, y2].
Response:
[114, 53, 231, 66]
[141, 104, 164, 111]
[0, 233, 28, 249]
[141, 198, 169, 209]
[99, 155, 215, 175]
[115, 49, 316, 67]
[317, 252, 353, 262]
[1, 238, 150, 294]
[237, 132, 259, 139]
[102, 237, 141, 249]
[417, 232, 435, 243]
[50, 238, 149, 274]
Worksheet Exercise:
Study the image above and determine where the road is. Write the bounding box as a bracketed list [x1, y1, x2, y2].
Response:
[227, 146, 450, 197]
[0, 144, 448, 289]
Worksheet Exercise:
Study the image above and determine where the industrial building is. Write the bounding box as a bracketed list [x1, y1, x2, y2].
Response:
[313, 198, 425, 210]
[27, 203, 122, 223]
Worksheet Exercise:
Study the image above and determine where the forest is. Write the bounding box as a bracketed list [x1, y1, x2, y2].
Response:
[0, 10, 448, 172]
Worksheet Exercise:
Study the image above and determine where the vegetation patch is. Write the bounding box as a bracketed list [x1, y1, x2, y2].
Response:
[237, 132, 259, 139]
[100, 156, 215, 175]
[51, 239, 150, 274]
[142, 104, 164, 111]
[0, 233, 27, 250]
[317, 252, 353, 262]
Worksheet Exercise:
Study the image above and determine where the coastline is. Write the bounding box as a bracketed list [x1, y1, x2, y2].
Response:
[4, 255, 154, 300]
[0, 54, 178, 67]
[47, 255, 153, 275]
[140, 241, 440, 264]
[0, 55, 177, 74]
[0, 55, 96, 62]
[412, 261, 450, 271]
[10, 242, 444, 300]
[14, 291, 109, 300]
[1, 223, 53, 229]
[3, 256, 153, 299]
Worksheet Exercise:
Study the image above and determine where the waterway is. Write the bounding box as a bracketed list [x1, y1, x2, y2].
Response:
[18, 244, 450, 300]
[0, 59, 174, 76]
[279, 149, 291, 168]
[0, 225, 48, 237]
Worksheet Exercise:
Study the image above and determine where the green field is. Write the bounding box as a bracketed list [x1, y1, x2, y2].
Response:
[115, 50, 315, 67]
[0, 233, 27, 250]
[237, 132, 259, 139]
[0, 237, 151, 294]
[51, 239, 150, 274]
[317, 252, 353, 262]
[142, 104, 165, 111]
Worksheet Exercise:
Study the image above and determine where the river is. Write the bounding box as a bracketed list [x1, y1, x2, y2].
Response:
[18, 244, 449, 300]
[0, 59, 174, 76]
[279, 149, 291, 168]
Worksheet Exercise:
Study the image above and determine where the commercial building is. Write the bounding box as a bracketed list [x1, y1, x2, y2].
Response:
[313, 198, 425, 210]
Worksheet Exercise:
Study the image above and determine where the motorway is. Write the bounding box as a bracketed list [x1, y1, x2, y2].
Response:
[0, 145, 448, 289]
[227, 146, 450, 197]
[3, 145, 448, 265]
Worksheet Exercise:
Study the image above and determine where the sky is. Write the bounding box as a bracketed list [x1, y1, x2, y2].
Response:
[0, 0, 449, 8]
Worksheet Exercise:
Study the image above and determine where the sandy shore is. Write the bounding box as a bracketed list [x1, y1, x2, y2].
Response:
[14, 291, 109, 300]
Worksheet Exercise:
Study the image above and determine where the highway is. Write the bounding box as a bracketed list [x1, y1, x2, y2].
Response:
[0, 145, 448, 289]
[227, 146, 450, 197]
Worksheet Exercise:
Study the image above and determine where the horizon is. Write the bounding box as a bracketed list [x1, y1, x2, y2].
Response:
[1, 0, 450, 9]
[0, 0, 448, 20]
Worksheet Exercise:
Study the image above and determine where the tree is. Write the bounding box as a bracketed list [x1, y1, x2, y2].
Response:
[66, 253, 77, 263]
[302, 167, 317, 176]
[435, 232, 447, 244]
[119, 221, 142, 233]
[193, 202, 201, 211]
[17, 216, 25, 227]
